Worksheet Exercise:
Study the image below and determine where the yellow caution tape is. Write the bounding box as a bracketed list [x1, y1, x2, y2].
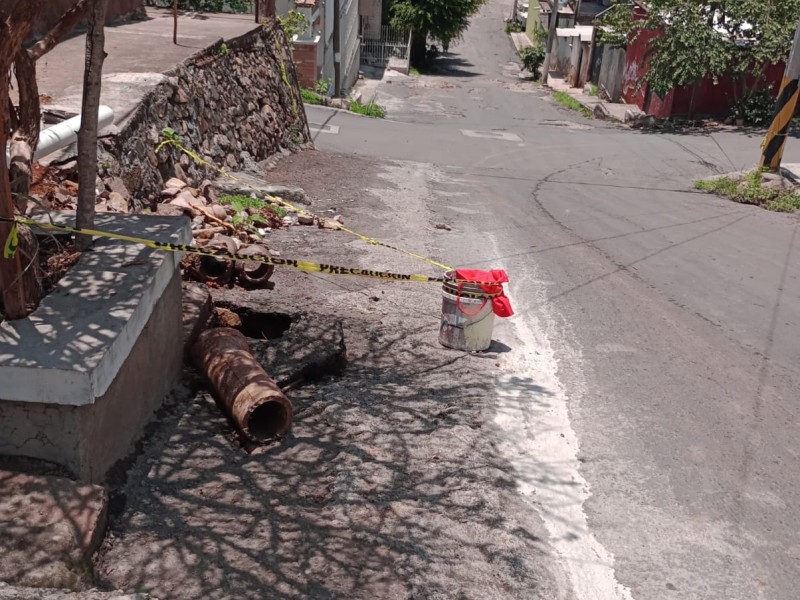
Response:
[2, 222, 19, 259]
[0, 215, 503, 297]
[154, 136, 454, 272]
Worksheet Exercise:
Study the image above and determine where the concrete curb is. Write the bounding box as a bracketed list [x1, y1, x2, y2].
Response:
[304, 102, 408, 125]
[545, 76, 643, 124]
[510, 32, 533, 53]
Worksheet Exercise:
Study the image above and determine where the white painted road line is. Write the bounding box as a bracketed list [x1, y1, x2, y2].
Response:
[309, 123, 340, 134]
[460, 129, 522, 142]
[110, 29, 208, 40]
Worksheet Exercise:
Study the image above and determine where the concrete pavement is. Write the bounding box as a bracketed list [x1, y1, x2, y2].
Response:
[307, 0, 800, 597]
[38, 8, 256, 124]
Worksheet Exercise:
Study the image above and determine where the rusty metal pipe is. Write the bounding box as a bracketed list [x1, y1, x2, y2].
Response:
[235, 244, 275, 288]
[192, 327, 293, 442]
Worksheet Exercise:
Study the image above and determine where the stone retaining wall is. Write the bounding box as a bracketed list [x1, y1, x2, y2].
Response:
[99, 21, 309, 209]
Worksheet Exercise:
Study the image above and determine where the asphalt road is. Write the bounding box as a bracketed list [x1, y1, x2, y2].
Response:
[306, 0, 800, 598]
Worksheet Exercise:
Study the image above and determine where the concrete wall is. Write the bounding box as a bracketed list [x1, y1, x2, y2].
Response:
[359, 0, 382, 39]
[525, 3, 541, 42]
[594, 44, 625, 103]
[0, 269, 183, 483]
[98, 22, 308, 207]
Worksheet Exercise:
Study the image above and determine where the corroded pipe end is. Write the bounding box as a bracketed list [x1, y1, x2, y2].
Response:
[236, 382, 293, 440]
[235, 244, 275, 288]
[192, 327, 293, 442]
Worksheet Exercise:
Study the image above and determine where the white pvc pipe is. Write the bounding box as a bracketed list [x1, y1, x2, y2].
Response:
[33, 105, 115, 160]
[4, 105, 115, 164]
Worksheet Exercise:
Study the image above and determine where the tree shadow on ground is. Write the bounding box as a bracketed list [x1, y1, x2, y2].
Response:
[627, 120, 800, 142]
[94, 297, 572, 599]
[426, 56, 480, 78]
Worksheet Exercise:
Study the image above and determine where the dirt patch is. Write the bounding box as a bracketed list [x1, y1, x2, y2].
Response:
[265, 150, 381, 211]
[36, 237, 80, 298]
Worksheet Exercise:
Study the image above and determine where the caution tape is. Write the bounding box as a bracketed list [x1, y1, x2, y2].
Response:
[154, 135, 454, 272]
[2, 222, 19, 259]
[0, 215, 502, 298]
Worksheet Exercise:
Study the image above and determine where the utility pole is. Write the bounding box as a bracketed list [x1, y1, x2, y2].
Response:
[542, 0, 559, 85]
[333, 0, 341, 96]
[761, 17, 800, 172]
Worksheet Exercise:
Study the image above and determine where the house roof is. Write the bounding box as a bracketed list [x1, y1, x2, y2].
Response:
[556, 25, 594, 42]
[538, 1, 574, 16]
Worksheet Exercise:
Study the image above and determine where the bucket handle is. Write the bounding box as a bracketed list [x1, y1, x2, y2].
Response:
[455, 282, 489, 316]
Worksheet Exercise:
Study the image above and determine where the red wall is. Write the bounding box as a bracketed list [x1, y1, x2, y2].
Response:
[669, 63, 785, 118]
[620, 7, 785, 119]
[620, 6, 653, 111]
[292, 42, 318, 88]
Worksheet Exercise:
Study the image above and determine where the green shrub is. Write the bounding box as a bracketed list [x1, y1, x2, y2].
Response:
[519, 45, 546, 74]
[350, 100, 386, 118]
[553, 91, 592, 118]
[532, 26, 548, 44]
[277, 9, 309, 46]
[505, 20, 523, 34]
[217, 194, 287, 236]
[300, 88, 323, 105]
[730, 88, 776, 126]
[695, 169, 800, 212]
[315, 79, 332, 95]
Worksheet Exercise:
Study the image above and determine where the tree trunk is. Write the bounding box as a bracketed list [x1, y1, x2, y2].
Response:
[0, 74, 27, 319]
[28, 0, 93, 61]
[76, 0, 108, 251]
[9, 0, 94, 214]
[9, 51, 40, 212]
[0, 0, 43, 319]
[410, 31, 427, 67]
[173, 0, 178, 44]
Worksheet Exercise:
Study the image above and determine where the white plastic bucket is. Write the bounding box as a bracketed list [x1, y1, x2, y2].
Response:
[439, 281, 496, 352]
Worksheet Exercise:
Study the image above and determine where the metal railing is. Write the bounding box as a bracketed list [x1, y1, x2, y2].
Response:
[360, 26, 411, 67]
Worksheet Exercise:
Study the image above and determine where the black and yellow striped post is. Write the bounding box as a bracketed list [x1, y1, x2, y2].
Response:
[761, 20, 800, 172]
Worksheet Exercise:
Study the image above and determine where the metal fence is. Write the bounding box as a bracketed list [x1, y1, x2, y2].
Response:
[360, 26, 411, 68]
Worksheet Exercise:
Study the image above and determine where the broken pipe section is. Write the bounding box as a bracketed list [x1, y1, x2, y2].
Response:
[192, 327, 293, 442]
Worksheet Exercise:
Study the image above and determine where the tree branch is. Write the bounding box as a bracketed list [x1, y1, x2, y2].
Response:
[27, 0, 93, 62]
[9, 50, 41, 206]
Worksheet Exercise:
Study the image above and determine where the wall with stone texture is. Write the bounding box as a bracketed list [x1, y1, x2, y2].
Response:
[99, 22, 309, 209]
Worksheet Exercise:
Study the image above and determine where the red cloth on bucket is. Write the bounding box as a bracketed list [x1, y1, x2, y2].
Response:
[454, 269, 514, 318]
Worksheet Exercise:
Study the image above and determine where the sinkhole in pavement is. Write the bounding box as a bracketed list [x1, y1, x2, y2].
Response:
[215, 304, 294, 340]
